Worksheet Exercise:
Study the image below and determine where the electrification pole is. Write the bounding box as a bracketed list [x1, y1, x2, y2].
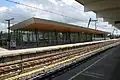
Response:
[88, 18, 92, 28]
[87, 18, 98, 40]
[91, 20, 98, 30]
[87, 18, 98, 30]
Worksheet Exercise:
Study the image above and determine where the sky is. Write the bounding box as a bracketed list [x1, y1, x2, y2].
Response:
[0, 0, 14, 7]
[0, 0, 120, 35]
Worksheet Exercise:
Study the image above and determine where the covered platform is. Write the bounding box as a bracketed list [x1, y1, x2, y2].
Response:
[8, 17, 106, 49]
[11, 17, 104, 34]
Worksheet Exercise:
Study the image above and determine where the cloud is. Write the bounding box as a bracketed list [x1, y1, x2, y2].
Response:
[0, 0, 119, 34]
[0, 0, 91, 23]
[0, 7, 8, 12]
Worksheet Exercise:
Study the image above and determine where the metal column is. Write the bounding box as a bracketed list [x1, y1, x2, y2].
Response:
[35, 29, 38, 46]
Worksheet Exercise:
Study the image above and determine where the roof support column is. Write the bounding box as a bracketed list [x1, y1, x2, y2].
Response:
[103, 33, 107, 40]
[55, 31, 58, 45]
[67, 32, 71, 44]
[93, 34, 96, 41]
[62, 32, 65, 44]
[0, 31, 2, 46]
[47, 32, 50, 46]
[81, 32, 84, 42]
[35, 29, 38, 47]
[85, 33, 87, 42]
[78, 32, 81, 43]
[18, 30, 21, 47]
[20, 30, 23, 48]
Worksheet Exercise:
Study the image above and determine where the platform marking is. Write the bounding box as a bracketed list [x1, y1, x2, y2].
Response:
[68, 51, 110, 80]
[84, 71, 104, 77]
[81, 73, 103, 79]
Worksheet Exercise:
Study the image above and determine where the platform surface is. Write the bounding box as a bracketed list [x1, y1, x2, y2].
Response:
[0, 47, 8, 51]
[53, 45, 120, 80]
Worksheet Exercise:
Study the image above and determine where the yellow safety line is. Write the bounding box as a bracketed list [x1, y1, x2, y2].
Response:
[5, 55, 81, 80]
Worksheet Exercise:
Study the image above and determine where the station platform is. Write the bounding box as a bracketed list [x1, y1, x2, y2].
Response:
[0, 47, 8, 51]
[53, 45, 120, 80]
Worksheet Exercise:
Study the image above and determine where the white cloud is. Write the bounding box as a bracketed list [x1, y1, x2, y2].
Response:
[49, 0, 58, 5]
[0, 0, 119, 34]
[61, 0, 75, 5]
[0, 7, 8, 12]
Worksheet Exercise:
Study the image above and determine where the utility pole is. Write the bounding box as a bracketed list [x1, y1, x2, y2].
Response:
[91, 20, 98, 30]
[5, 18, 14, 49]
[87, 18, 98, 40]
[87, 18, 98, 30]
[88, 18, 92, 28]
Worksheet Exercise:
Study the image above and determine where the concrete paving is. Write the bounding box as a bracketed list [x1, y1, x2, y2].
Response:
[53, 45, 120, 80]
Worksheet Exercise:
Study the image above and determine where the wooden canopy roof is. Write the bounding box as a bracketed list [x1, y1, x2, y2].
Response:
[10, 17, 105, 34]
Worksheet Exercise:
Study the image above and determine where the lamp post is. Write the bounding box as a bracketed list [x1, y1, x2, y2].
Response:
[5, 18, 14, 49]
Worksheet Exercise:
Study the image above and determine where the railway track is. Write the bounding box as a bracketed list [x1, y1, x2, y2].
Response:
[0, 40, 119, 80]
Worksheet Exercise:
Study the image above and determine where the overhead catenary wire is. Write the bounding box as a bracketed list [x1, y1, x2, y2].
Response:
[4, 0, 119, 34]
[34, 0, 85, 23]
[58, 0, 84, 11]
[5, 0, 89, 23]
[3, 0, 100, 24]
